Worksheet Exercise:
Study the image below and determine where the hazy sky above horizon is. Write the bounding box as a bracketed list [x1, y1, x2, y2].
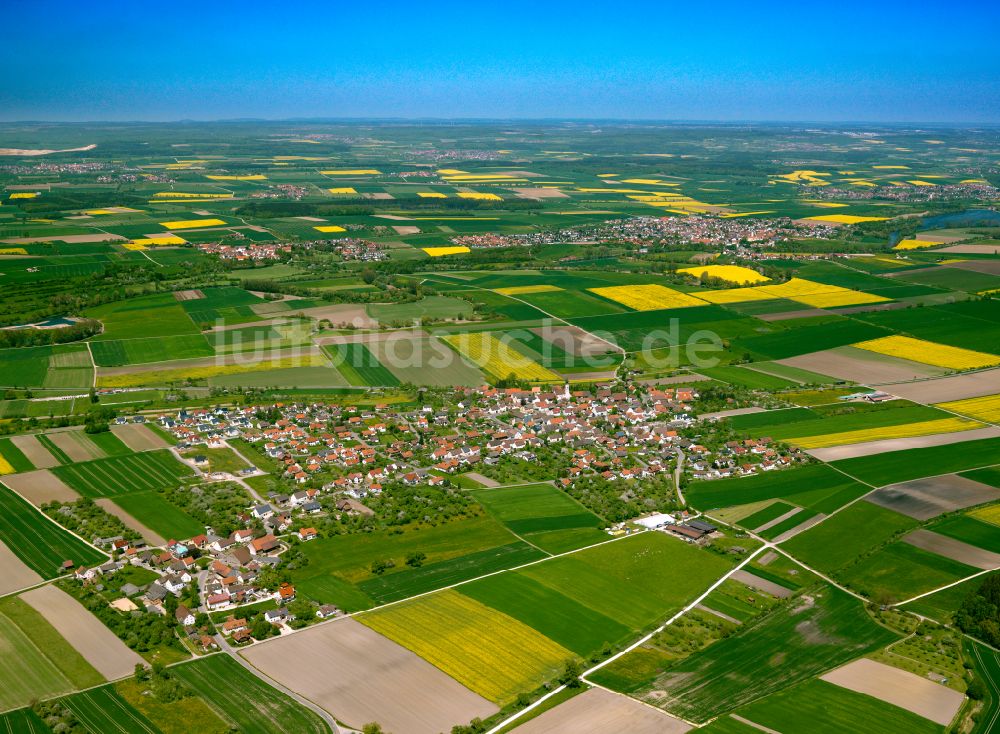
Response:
[2, 0, 998, 123]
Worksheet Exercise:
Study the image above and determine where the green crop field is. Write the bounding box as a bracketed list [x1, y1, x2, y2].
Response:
[62, 686, 161, 734]
[687, 464, 870, 514]
[600, 585, 898, 722]
[930, 515, 1000, 554]
[902, 572, 993, 623]
[356, 541, 545, 605]
[0, 596, 105, 711]
[172, 655, 329, 734]
[90, 333, 213, 366]
[458, 571, 633, 656]
[0, 483, 106, 576]
[697, 365, 798, 389]
[520, 532, 733, 630]
[839, 540, 980, 602]
[966, 639, 1000, 734]
[111, 491, 204, 540]
[732, 319, 889, 361]
[52, 450, 194, 498]
[0, 708, 49, 733]
[471, 483, 608, 553]
[88, 294, 200, 341]
[781, 501, 917, 574]
[293, 514, 529, 610]
[324, 342, 400, 386]
[832, 437, 1000, 486]
[726, 407, 819, 431]
[0, 437, 35, 473]
[370, 337, 485, 386]
[728, 679, 943, 734]
[737, 501, 797, 530]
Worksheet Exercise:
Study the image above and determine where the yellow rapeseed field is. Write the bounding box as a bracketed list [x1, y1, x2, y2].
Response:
[458, 192, 502, 201]
[493, 285, 563, 296]
[697, 287, 777, 304]
[417, 192, 448, 198]
[589, 284, 708, 311]
[936, 393, 1000, 423]
[314, 225, 346, 233]
[790, 417, 984, 449]
[205, 175, 267, 181]
[9, 192, 38, 199]
[423, 246, 470, 257]
[327, 188, 357, 195]
[359, 590, 571, 705]
[444, 332, 559, 382]
[790, 290, 889, 309]
[97, 355, 326, 388]
[0, 454, 14, 475]
[854, 336, 1000, 370]
[969, 505, 1000, 527]
[677, 265, 770, 285]
[159, 218, 227, 230]
[893, 239, 938, 250]
[153, 192, 231, 198]
[0, 247, 28, 255]
[805, 214, 889, 224]
[320, 169, 381, 175]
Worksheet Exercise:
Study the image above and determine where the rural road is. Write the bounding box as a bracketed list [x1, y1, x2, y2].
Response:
[674, 447, 686, 506]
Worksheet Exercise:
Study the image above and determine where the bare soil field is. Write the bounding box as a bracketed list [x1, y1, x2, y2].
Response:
[241, 617, 497, 734]
[903, 529, 1000, 570]
[462, 472, 500, 488]
[821, 658, 964, 726]
[297, 304, 377, 328]
[512, 687, 691, 734]
[9, 435, 58, 469]
[865, 475, 1000, 521]
[752, 507, 802, 534]
[772, 513, 827, 542]
[729, 570, 793, 598]
[46, 430, 103, 462]
[935, 244, 1000, 255]
[0, 541, 43, 596]
[515, 188, 569, 200]
[874, 369, 1000, 403]
[808, 426, 1000, 461]
[778, 347, 945, 384]
[95, 499, 167, 547]
[110, 423, 169, 452]
[3, 233, 126, 245]
[533, 325, 623, 356]
[392, 225, 421, 235]
[700, 407, 767, 421]
[1, 470, 78, 505]
[20, 584, 145, 680]
[173, 289, 205, 301]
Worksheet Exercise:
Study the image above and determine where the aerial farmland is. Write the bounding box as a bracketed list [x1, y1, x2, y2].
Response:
[2, 81, 1000, 734]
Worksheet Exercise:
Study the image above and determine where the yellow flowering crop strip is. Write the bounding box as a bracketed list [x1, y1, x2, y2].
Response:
[153, 192, 231, 199]
[9, 192, 38, 199]
[320, 169, 381, 175]
[854, 335, 1000, 370]
[790, 417, 984, 449]
[458, 192, 502, 201]
[314, 225, 346, 233]
[417, 192, 448, 198]
[159, 218, 228, 230]
[969, 505, 1000, 527]
[893, 239, 938, 250]
[493, 285, 563, 296]
[589, 284, 708, 311]
[423, 246, 470, 257]
[359, 590, 571, 705]
[97, 355, 326, 388]
[936, 393, 1000, 423]
[327, 188, 357, 195]
[677, 265, 770, 285]
[0, 247, 28, 255]
[804, 214, 889, 224]
[791, 290, 889, 308]
[0, 454, 15, 475]
[205, 174, 267, 181]
[443, 332, 560, 383]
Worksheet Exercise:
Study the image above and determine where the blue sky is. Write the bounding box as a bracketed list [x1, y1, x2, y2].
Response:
[2, 0, 998, 122]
